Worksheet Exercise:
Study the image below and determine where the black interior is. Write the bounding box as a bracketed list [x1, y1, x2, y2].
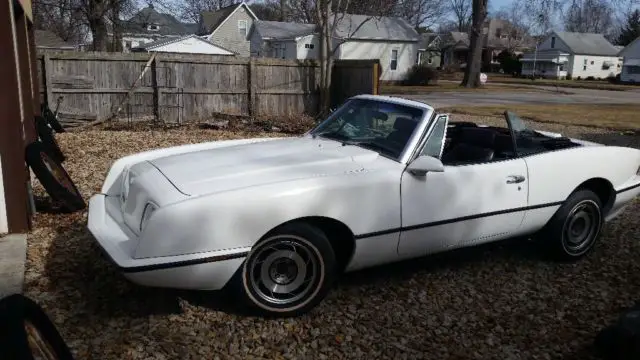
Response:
[440, 121, 581, 165]
[386, 117, 418, 150]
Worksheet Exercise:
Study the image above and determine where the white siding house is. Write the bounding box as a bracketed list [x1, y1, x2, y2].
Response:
[250, 15, 419, 81]
[250, 21, 318, 59]
[131, 35, 234, 55]
[116, 5, 198, 52]
[618, 36, 640, 83]
[520, 31, 622, 79]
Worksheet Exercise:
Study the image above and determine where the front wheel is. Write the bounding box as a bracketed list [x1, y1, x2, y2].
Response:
[238, 223, 337, 317]
[540, 189, 603, 261]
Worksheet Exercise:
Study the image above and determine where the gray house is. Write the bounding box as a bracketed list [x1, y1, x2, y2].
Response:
[417, 33, 442, 68]
[198, 2, 258, 57]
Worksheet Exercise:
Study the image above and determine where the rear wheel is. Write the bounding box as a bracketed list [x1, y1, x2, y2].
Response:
[238, 223, 337, 317]
[540, 189, 603, 261]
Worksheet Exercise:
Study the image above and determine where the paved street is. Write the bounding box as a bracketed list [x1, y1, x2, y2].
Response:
[389, 86, 640, 108]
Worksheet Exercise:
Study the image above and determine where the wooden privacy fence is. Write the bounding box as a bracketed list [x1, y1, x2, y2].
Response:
[36, 51, 380, 126]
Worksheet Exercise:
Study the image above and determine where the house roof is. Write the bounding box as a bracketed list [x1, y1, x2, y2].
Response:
[198, 2, 257, 36]
[618, 36, 640, 57]
[254, 20, 317, 39]
[331, 14, 419, 41]
[553, 31, 620, 56]
[132, 34, 235, 54]
[123, 5, 197, 36]
[34, 30, 75, 49]
[418, 33, 441, 49]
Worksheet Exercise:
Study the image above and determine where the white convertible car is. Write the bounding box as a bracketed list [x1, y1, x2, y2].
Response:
[88, 95, 640, 316]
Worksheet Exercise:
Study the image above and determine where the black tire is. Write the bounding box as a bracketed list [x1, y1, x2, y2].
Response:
[42, 106, 66, 133]
[25, 141, 86, 212]
[0, 294, 74, 360]
[34, 115, 66, 163]
[539, 189, 603, 261]
[237, 223, 337, 317]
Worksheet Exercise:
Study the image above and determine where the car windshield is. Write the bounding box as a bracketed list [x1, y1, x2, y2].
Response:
[310, 99, 425, 159]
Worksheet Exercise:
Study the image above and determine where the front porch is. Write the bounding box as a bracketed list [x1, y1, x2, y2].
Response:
[520, 50, 570, 79]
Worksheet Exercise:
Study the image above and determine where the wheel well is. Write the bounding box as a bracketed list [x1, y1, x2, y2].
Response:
[574, 178, 616, 215]
[267, 217, 356, 273]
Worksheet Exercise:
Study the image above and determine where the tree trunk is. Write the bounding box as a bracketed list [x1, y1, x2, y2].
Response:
[461, 0, 488, 88]
[90, 20, 109, 51]
[317, 0, 333, 116]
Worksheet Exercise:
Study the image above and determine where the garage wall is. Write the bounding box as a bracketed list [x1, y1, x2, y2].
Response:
[0, 156, 7, 234]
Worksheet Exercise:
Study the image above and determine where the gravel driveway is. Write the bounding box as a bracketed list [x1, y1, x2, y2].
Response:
[24, 118, 640, 359]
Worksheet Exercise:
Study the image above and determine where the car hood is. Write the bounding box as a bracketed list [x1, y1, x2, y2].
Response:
[148, 137, 380, 196]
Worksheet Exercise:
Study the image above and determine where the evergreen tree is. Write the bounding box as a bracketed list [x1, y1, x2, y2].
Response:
[617, 9, 640, 46]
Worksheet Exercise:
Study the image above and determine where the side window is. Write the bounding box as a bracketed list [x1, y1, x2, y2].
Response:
[390, 49, 398, 70]
[238, 20, 248, 37]
[420, 115, 448, 159]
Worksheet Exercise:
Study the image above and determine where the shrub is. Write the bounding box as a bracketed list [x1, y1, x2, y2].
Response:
[586, 76, 595, 81]
[404, 64, 439, 86]
[565, 74, 572, 80]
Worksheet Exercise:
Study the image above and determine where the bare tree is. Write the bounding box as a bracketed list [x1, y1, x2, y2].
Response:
[177, 0, 236, 23]
[315, 0, 397, 113]
[492, 0, 534, 51]
[460, 0, 487, 87]
[394, 0, 448, 29]
[34, 0, 135, 50]
[448, 0, 472, 32]
[33, 0, 87, 44]
[564, 0, 614, 34]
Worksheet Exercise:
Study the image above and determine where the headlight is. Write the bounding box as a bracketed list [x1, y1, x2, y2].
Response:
[140, 202, 157, 231]
[120, 168, 136, 203]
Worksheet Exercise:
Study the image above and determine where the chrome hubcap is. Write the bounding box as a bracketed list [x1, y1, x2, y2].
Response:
[562, 200, 601, 255]
[248, 239, 319, 306]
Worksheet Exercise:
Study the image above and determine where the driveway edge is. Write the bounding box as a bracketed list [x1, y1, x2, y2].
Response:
[0, 234, 27, 298]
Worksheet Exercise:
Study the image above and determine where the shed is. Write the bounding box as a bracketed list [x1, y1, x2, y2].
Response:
[132, 34, 235, 55]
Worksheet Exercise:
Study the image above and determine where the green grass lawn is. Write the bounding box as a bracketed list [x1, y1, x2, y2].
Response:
[438, 104, 640, 131]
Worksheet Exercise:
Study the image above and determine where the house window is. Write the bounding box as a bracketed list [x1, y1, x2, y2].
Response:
[125, 40, 132, 50]
[628, 66, 640, 74]
[428, 56, 433, 64]
[559, 64, 564, 71]
[390, 49, 398, 70]
[551, 37, 555, 48]
[590, 61, 594, 65]
[238, 20, 248, 37]
[304, 44, 314, 49]
[147, 24, 159, 31]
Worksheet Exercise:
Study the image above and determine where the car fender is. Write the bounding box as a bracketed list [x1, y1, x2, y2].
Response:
[134, 169, 401, 259]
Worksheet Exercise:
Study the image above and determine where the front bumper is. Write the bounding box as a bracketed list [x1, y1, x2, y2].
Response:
[87, 194, 249, 290]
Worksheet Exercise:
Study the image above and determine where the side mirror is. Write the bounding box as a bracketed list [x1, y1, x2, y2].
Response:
[407, 155, 444, 176]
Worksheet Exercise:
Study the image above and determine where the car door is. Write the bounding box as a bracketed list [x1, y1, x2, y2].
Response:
[398, 114, 529, 257]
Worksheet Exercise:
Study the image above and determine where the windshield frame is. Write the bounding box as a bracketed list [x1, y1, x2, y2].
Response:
[307, 97, 434, 164]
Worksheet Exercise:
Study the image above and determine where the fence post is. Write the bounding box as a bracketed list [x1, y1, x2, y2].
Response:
[151, 55, 161, 123]
[248, 58, 256, 117]
[43, 53, 53, 109]
[372, 62, 379, 95]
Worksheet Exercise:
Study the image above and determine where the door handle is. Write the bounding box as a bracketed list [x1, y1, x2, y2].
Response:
[506, 175, 526, 184]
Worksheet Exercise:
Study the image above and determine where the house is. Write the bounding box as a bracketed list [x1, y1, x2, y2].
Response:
[417, 33, 442, 67]
[441, 18, 534, 71]
[198, 2, 259, 57]
[249, 14, 418, 81]
[131, 34, 234, 55]
[34, 30, 76, 51]
[117, 4, 198, 52]
[618, 36, 640, 83]
[331, 14, 420, 81]
[249, 21, 318, 59]
[519, 31, 623, 79]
